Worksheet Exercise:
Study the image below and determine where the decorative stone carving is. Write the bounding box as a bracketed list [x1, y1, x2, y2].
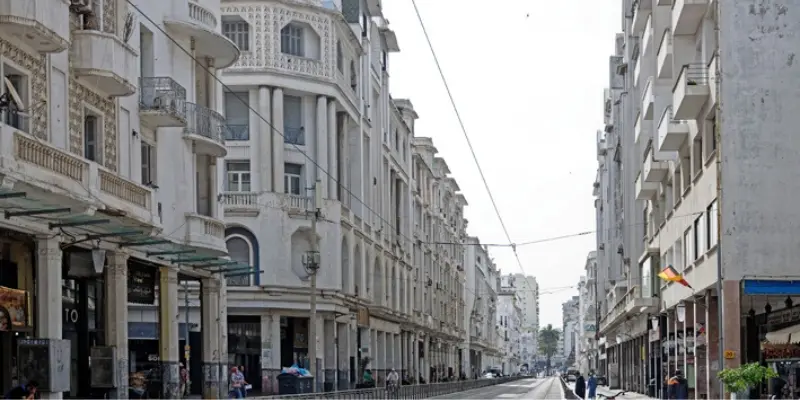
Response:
[103, 0, 117, 35]
[0, 39, 48, 140]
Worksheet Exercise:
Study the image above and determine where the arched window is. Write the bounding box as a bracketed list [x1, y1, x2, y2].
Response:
[226, 235, 253, 286]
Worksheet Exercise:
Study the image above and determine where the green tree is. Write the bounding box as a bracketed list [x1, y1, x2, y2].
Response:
[538, 324, 561, 374]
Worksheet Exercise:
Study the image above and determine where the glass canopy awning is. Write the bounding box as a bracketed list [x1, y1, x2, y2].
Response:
[0, 189, 253, 276]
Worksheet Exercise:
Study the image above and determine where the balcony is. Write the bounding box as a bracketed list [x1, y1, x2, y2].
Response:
[220, 191, 260, 217]
[642, 16, 653, 57]
[599, 286, 656, 333]
[672, 63, 710, 120]
[184, 212, 227, 255]
[71, 30, 137, 97]
[184, 102, 228, 157]
[286, 194, 312, 213]
[631, 0, 652, 34]
[164, 0, 239, 68]
[0, 125, 157, 226]
[657, 0, 672, 4]
[139, 77, 187, 128]
[0, 0, 69, 53]
[643, 147, 669, 183]
[656, 30, 673, 79]
[641, 77, 654, 120]
[672, 0, 708, 36]
[657, 106, 690, 152]
[633, 112, 651, 145]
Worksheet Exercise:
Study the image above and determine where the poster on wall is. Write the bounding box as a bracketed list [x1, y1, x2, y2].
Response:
[0, 286, 27, 330]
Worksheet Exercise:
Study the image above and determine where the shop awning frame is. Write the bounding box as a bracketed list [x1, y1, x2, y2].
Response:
[765, 323, 800, 344]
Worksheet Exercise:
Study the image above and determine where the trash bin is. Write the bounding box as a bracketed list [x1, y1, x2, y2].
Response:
[277, 373, 315, 395]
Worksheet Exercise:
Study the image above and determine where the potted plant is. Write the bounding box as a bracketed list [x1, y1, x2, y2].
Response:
[718, 362, 778, 399]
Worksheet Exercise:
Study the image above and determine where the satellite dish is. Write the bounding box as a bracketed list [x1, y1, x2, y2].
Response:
[2, 77, 24, 109]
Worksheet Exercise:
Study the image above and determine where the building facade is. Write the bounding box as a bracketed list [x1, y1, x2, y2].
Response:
[463, 237, 501, 377]
[507, 273, 539, 365]
[0, 0, 237, 398]
[596, 0, 800, 397]
[561, 296, 579, 368]
[497, 276, 521, 374]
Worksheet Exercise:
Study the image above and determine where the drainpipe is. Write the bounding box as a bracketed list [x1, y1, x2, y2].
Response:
[713, 0, 725, 397]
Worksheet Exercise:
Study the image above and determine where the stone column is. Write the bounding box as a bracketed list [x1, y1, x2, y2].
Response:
[36, 236, 62, 399]
[201, 277, 221, 399]
[323, 319, 336, 389]
[327, 99, 337, 199]
[706, 294, 720, 399]
[341, 115, 350, 207]
[336, 321, 351, 389]
[205, 59, 216, 111]
[272, 88, 285, 193]
[258, 86, 273, 192]
[423, 338, 430, 382]
[316, 96, 328, 196]
[217, 278, 229, 399]
[159, 267, 181, 399]
[105, 252, 129, 399]
[208, 158, 219, 218]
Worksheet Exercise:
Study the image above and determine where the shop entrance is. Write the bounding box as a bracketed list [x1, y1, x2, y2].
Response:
[280, 317, 309, 369]
[228, 316, 261, 392]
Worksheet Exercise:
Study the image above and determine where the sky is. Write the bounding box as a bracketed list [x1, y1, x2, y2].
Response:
[382, 0, 622, 329]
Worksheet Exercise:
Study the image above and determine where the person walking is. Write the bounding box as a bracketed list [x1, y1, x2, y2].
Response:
[229, 366, 246, 399]
[575, 374, 587, 399]
[4, 380, 38, 400]
[587, 372, 598, 399]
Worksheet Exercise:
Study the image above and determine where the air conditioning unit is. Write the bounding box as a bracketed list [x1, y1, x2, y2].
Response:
[70, 0, 93, 13]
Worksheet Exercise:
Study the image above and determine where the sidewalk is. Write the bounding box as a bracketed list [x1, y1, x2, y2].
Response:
[567, 383, 652, 399]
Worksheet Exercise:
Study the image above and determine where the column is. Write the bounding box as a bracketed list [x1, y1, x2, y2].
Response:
[105, 252, 129, 399]
[316, 96, 329, 196]
[217, 277, 229, 399]
[260, 314, 281, 394]
[327, 99, 337, 199]
[323, 319, 336, 389]
[423, 338, 430, 382]
[272, 88, 285, 193]
[205, 59, 216, 111]
[258, 86, 273, 192]
[36, 236, 62, 399]
[200, 278, 221, 399]
[208, 158, 219, 218]
[706, 293, 720, 399]
[341, 115, 350, 207]
[336, 321, 351, 389]
[376, 331, 384, 382]
[159, 267, 181, 399]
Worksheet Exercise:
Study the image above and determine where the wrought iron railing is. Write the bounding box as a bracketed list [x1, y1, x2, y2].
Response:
[225, 124, 249, 141]
[284, 126, 305, 145]
[139, 77, 187, 118]
[184, 102, 226, 145]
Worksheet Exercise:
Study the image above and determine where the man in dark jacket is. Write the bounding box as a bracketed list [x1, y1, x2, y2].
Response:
[5, 380, 38, 400]
[667, 370, 688, 400]
[575, 374, 587, 399]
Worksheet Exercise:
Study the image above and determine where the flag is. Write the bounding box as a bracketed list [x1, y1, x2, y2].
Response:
[657, 265, 693, 288]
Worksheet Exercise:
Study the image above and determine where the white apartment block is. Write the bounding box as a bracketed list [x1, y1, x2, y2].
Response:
[506, 273, 539, 361]
[497, 277, 521, 374]
[463, 237, 502, 377]
[561, 296, 579, 364]
[0, 0, 238, 397]
[598, 0, 800, 397]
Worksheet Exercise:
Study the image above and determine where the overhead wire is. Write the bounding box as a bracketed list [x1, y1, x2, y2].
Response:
[409, 0, 529, 276]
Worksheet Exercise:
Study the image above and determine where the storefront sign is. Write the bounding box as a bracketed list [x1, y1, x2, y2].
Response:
[762, 344, 799, 361]
[357, 306, 370, 327]
[128, 264, 156, 304]
[0, 286, 28, 331]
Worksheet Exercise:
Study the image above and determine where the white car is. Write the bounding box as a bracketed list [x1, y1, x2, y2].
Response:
[566, 374, 577, 382]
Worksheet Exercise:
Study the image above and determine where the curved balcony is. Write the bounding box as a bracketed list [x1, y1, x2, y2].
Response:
[183, 102, 228, 157]
[164, 0, 239, 68]
[139, 77, 187, 128]
[71, 30, 137, 97]
[184, 212, 226, 255]
[0, 0, 70, 53]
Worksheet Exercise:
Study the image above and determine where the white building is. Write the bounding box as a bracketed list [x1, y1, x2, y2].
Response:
[580, 252, 598, 374]
[0, 0, 236, 398]
[498, 276, 521, 374]
[562, 296, 579, 366]
[463, 237, 502, 377]
[507, 273, 539, 364]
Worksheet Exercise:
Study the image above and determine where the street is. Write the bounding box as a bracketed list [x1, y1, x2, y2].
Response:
[433, 377, 564, 399]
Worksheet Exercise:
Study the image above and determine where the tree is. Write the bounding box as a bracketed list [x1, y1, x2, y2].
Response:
[538, 324, 561, 375]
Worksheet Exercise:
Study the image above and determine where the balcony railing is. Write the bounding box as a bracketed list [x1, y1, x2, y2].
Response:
[679, 63, 710, 86]
[139, 77, 187, 126]
[288, 194, 311, 210]
[225, 124, 249, 141]
[284, 127, 305, 145]
[185, 102, 226, 144]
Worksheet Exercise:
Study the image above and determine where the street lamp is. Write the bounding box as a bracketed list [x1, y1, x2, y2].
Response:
[676, 302, 686, 323]
[302, 250, 321, 274]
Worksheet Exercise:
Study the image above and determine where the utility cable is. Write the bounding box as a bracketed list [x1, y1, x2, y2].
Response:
[410, 0, 527, 274]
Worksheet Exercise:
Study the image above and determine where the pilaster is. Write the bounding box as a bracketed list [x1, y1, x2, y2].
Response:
[159, 267, 180, 399]
[105, 252, 129, 399]
[201, 277, 221, 399]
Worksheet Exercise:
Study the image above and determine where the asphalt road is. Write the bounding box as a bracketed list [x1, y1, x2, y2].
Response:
[431, 377, 564, 399]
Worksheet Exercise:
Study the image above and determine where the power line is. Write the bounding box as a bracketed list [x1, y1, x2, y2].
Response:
[409, 0, 528, 276]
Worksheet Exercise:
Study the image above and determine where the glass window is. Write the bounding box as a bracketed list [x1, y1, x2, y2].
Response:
[284, 163, 303, 195]
[141, 141, 155, 185]
[222, 20, 250, 51]
[84, 112, 100, 161]
[226, 236, 252, 286]
[707, 200, 718, 249]
[226, 161, 251, 192]
[280, 24, 304, 56]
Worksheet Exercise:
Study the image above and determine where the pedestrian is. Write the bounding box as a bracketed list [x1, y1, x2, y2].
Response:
[229, 366, 245, 399]
[667, 370, 688, 400]
[239, 365, 248, 398]
[575, 374, 586, 399]
[4, 380, 37, 400]
[179, 363, 188, 398]
[587, 372, 597, 399]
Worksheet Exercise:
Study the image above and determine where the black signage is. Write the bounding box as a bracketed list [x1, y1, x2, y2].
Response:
[128, 263, 156, 305]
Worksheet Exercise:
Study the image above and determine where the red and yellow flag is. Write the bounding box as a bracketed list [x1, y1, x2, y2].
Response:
[657, 265, 693, 288]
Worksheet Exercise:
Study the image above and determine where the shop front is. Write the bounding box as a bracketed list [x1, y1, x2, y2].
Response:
[0, 234, 36, 395]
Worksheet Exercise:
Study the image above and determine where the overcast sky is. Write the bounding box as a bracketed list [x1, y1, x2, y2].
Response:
[383, 0, 622, 328]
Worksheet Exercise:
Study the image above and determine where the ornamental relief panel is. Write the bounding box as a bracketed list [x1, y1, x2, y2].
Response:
[223, 4, 334, 79]
[0, 39, 48, 141]
[67, 78, 118, 171]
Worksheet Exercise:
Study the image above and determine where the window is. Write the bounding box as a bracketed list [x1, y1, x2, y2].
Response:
[222, 20, 250, 51]
[2, 64, 29, 132]
[693, 214, 704, 258]
[225, 161, 251, 192]
[641, 257, 653, 297]
[707, 200, 718, 249]
[226, 235, 252, 286]
[224, 91, 249, 140]
[284, 95, 304, 145]
[692, 132, 703, 176]
[704, 116, 717, 159]
[683, 228, 692, 269]
[336, 40, 343, 73]
[280, 24, 304, 56]
[83, 108, 102, 161]
[141, 141, 155, 185]
[284, 163, 303, 195]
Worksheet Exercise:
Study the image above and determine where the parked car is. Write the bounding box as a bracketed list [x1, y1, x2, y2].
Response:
[566, 374, 577, 382]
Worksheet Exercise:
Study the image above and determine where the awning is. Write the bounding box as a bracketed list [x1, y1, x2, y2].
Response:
[765, 324, 800, 344]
